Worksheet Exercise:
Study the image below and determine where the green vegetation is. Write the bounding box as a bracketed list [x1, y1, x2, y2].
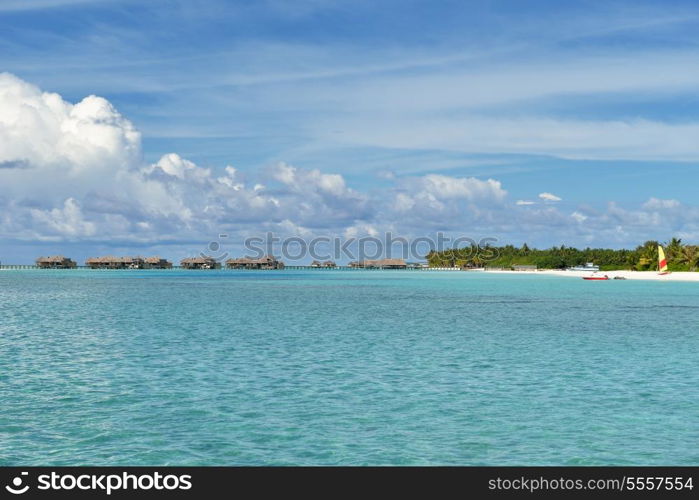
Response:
[427, 238, 699, 271]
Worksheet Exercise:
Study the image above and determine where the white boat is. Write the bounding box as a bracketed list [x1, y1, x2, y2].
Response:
[568, 262, 599, 272]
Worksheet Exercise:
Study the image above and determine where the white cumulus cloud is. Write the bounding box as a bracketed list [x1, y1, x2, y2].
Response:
[643, 197, 681, 210]
[0, 73, 371, 245]
[3, 73, 699, 257]
[0, 73, 140, 175]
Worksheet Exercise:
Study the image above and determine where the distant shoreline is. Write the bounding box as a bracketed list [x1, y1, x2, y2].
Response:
[2, 266, 699, 281]
[483, 268, 699, 282]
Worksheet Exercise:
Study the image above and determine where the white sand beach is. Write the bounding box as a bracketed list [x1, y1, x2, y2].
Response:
[484, 269, 699, 282]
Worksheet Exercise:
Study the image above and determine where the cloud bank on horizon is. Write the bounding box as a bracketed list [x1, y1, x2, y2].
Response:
[1, 72, 697, 262]
[2, 0, 699, 261]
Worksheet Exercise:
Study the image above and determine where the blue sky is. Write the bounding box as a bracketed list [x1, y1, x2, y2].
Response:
[1, 0, 699, 263]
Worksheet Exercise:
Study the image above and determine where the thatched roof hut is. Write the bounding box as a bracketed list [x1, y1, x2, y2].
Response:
[225, 255, 284, 269]
[144, 256, 173, 269]
[381, 258, 407, 269]
[36, 255, 77, 269]
[85, 256, 147, 269]
[85, 257, 101, 268]
[255, 255, 281, 268]
[181, 256, 221, 269]
[225, 257, 253, 268]
[322, 260, 336, 267]
[310, 260, 322, 267]
[362, 258, 407, 269]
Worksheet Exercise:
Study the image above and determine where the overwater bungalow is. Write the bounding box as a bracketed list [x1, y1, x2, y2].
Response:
[225, 257, 252, 269]
[121, 256, 144, 269]
[85, 256, 110, 269]
[36, 255, 77, 269]
[310, 260, 322, 267]
[143, 256, 173, 269]
[85, 256, 142, 269]
[180, 256, 221, 269]
[85, 256, 172, 269]
[322, 260, 336, 268]
[225, 255, 284, 270]
[362, 258, 407, 269]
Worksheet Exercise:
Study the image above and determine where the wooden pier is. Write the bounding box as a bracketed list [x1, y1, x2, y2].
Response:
[0, 264, 432, 271]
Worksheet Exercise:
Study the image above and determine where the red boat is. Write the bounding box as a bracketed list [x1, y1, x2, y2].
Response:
[582, 275, 609, 280]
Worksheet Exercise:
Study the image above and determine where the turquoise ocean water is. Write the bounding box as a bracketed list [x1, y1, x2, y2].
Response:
[1, 269, 697, 465]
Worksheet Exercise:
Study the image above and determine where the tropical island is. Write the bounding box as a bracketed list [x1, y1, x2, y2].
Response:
[3, 238, 698, 279]
[427, 238, 698, 272]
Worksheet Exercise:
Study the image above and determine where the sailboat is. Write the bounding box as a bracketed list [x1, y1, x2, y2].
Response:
[658, 245, 671, 275]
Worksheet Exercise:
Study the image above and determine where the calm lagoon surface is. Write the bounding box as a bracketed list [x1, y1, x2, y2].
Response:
[1, 269, 697, 465]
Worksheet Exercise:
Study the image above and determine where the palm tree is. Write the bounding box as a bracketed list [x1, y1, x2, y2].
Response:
[637, 240, 659, 270]
[667, 237, 683, 261]
[679, 245, 699, 271]
[471, 254, 485, 268]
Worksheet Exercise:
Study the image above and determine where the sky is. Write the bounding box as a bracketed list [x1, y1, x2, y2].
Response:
[2, 0, 699, 263]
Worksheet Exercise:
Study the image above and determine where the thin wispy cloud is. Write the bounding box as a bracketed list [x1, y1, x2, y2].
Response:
[0, 0, 114, 11]
[539, 193, 562, 202]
